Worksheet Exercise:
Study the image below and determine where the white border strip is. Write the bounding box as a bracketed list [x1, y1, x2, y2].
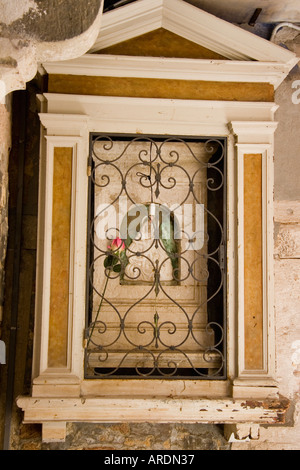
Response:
[37, 136, 83, 378]
[235, 143, 275, 380]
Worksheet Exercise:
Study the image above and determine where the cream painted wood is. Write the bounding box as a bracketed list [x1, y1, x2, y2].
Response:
[42, 95, 278, 137]
[43, 54, 294, 89]
[229, 122, 277, 391]
[35, 100, 278, 379]
[42, 422, 67, 443]
[31, 378, 231, 398]
[17, 396, 288, 426]
[32, 130, 89, 385]
[80, 378, 231, 398]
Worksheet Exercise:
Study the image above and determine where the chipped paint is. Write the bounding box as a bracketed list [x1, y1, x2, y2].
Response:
[240, 399, 290, 424]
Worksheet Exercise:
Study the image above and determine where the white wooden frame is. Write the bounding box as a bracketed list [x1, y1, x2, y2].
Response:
[32, 130, 89, 386]
[27, 93, 278, 391]
[43, 54, 295, 89]
[230, 123, 277, 391]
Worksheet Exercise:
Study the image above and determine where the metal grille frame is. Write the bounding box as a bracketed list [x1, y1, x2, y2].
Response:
[84, 133, 227, 380]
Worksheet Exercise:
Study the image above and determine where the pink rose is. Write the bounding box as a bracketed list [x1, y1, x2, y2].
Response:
[108, 237, 125, 252]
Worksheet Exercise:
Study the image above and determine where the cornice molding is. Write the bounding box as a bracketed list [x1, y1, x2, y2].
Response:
[40, 94, 278, 137]
[43, 53, 295, 88]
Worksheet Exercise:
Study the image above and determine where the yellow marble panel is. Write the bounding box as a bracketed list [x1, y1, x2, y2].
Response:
[48, 147, 73, 368]
[96, 28, 227, 60]
[244, 154, 263, 370]
[48, 75, 274, 102]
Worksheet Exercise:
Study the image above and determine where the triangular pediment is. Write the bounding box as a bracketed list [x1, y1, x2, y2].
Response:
[43, 0, 299, 90]
[89, 0, 297, 65]
[96, 28, 227, 60]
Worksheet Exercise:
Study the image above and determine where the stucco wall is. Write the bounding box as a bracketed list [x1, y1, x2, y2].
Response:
[274, 29, 300, 200]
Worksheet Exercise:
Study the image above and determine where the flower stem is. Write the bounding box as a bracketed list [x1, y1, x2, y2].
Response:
[87, 274, 109, 347]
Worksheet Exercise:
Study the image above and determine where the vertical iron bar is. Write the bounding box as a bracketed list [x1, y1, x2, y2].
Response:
[222, 139, 227, 379]
[84, 133, 94, 376]
[85, 133, 93, 332]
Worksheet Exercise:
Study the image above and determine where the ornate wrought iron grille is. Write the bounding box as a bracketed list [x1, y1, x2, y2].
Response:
[84, 133, 227, 379]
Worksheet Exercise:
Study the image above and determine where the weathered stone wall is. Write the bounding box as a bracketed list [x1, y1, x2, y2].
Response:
[13, 423, 231, 451]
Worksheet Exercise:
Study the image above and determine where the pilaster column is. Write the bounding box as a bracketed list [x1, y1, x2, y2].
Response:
[32, 114, 89, 397]
[229, 121, 278, 398]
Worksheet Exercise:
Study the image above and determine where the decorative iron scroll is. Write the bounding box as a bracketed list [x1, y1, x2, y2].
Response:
[85, 134, 226, 379]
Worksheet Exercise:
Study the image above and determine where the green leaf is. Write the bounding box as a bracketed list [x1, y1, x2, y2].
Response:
[113, 264, 122, 273]
[104, 255, 119, 268]
[104, 255, 113, 268]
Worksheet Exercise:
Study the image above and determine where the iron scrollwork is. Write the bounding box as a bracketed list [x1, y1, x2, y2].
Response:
[85, 134, 227, 379]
